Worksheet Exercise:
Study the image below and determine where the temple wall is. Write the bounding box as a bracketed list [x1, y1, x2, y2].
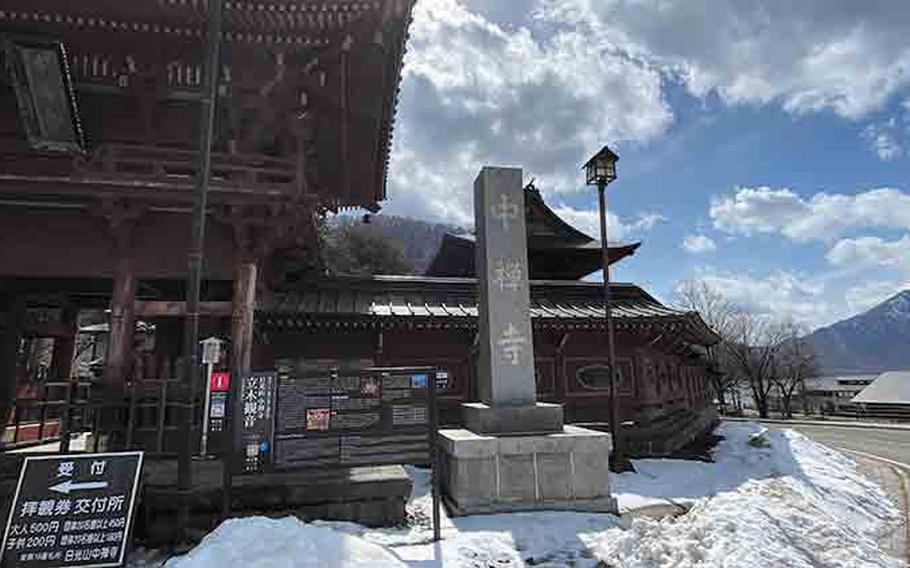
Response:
[252, 325, 713, 437]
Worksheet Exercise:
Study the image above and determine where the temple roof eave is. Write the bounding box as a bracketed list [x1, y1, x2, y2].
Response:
[256, 275, 720, 345]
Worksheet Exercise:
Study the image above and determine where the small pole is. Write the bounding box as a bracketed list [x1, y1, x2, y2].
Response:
[429, 367, 441, 542]
[200, 361, 214, 456]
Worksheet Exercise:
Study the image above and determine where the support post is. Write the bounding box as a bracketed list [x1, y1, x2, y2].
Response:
[0, 291, 24, 440]
[179, 0, 224, 533]
[103, 255, 136, 391]
[221, 258, 257, 518]
[52, 304, 78, 382]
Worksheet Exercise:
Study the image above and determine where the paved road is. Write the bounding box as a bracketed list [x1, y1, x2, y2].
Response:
[771, 422, 910, 469]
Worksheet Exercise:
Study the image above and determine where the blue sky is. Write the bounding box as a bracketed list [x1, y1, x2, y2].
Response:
[382, 0, 910, 330]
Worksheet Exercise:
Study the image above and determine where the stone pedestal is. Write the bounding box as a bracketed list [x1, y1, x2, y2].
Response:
[438, 425, 616, 515]
[442, 166, 615, 515]
[462, 401, 563, 435]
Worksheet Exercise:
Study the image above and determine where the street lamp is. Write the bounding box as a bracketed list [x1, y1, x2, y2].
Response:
[582, 145, 623, 469]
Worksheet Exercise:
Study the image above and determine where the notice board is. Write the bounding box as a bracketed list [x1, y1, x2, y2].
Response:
[1, 452, 143, 567]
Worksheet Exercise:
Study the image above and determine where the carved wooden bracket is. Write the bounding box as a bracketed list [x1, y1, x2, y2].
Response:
[91, 198, 148, 254]
[217, 202, 317, 264]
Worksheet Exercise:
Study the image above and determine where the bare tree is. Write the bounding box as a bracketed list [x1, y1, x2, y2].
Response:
[724, 312, 789, 419]
[769, 321, 818, 418]
[672, 280, 741, 413]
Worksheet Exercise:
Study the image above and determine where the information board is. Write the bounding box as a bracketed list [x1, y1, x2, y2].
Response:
[1, 452, 143, 567]
[234, 371, 277, 474]
[271, 366, 436, 471]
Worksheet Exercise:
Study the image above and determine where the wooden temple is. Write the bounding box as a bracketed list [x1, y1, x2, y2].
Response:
[0, 0, 716, 460]
[0, 0, 416, 450]
[261, 184, 720, 456]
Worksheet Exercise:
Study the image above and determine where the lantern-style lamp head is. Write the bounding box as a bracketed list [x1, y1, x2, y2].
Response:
[583, 145, 619, 186]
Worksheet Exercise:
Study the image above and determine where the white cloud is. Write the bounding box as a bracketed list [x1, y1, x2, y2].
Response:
[862, 117, 907, 161]
[539, 0, 910, 120]
[826, 234, 910, 269]
[710, 186, 910, 242]
[709, 187, 807, 236]
[549, 205, 664, 242]
[385, 1, 910, 232]
[693, 270, 830, 327]
[630, 213, 667, 232]
[845, 279, 910, 314]
[384, 0, 673, 225]
[682, 234, 717, 254]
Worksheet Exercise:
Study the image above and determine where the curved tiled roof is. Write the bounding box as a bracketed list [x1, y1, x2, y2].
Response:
[258, 275, 719, 344]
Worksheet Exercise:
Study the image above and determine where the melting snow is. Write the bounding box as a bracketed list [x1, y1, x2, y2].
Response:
[161, 422, 902, 567]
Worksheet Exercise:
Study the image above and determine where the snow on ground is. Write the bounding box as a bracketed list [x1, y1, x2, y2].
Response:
[160, 422, 903, 567]
[164, 516, 406, 568]
[598, 422, 902, 567]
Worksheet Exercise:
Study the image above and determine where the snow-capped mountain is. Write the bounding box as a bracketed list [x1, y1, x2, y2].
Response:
[807, 290, 910, 373]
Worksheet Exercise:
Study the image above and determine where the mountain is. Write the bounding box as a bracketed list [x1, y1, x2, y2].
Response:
[329, 215, 466, 275]
[807, 290, 910, 373]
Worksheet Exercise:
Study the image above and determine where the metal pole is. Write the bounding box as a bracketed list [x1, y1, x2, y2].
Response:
[179, 0, 224, 526]
[429, 367, 441, 542]
[597, 181, 622, 466]
[201, 361, 214, 456]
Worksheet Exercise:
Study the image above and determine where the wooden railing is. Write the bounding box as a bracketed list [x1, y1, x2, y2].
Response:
[73, 143, 302, 197]
[3, 378, 199, 456]
[0, 137, 307, 201]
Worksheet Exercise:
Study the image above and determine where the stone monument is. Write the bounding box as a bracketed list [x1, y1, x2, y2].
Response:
[437, 167, 616, 515]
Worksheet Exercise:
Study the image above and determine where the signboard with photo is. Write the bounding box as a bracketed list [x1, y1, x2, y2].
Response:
[256, 363, 439, 471]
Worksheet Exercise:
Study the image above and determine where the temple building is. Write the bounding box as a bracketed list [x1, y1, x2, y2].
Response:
[0, 0, 416, 450]
[0, 0, 715, 472]
[259, 185, 720, 456]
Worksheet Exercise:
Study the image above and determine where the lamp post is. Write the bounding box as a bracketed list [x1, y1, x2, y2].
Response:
[582, 145, 623, 467]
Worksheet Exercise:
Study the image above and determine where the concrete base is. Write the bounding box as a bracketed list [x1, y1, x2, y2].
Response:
[438, 425, 616, 516]
[462, 401, 564, 435]
[135, 462, 411, 545]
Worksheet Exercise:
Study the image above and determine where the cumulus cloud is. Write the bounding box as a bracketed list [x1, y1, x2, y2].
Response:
[630, 213, 667, 232]
[384, 0, 672, 224]
[549, 205, 665, 242]
[845, 279, 910, 313]
[826, 234, 910, 269]
[693, 270, 830, 327]
[539, 0, 910, 120]
[710, 186, 910, 242]
[682, 234, 717, 254]
[384, 1, 910, 227]
[862, 117, 907, 161]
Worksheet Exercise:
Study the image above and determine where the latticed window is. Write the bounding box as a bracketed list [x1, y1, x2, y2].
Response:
[576, 362, 632, 392]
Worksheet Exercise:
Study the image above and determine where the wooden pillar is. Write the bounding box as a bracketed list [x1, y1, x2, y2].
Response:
[0, 291, 25, 434]
[231, 259, 257, 382]
[51, 305, 78, 382]
[103, 254, 137, 390]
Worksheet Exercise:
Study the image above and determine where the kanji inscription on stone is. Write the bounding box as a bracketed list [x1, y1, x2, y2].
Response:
[474, 167, 537, 405]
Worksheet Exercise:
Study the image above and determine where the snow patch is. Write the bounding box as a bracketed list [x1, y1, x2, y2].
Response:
[164, 516, 406, 568]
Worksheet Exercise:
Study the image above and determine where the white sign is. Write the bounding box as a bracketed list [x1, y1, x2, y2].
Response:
[200, 337, 223, 365]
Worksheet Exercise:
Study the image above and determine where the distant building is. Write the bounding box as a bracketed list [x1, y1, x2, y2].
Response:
[851, 371, 910, 420]
[803, 374, 877, 414]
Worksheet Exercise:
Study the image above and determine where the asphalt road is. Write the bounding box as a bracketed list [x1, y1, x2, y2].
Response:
[765, 422, 910, 469]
